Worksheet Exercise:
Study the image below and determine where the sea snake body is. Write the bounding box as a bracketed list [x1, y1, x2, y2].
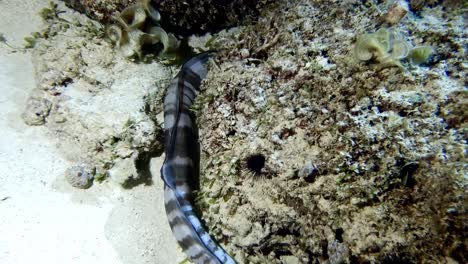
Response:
[161, 53, 236, 264]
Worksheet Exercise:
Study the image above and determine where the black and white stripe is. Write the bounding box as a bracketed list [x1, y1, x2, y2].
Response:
[160, 53, 236, 264]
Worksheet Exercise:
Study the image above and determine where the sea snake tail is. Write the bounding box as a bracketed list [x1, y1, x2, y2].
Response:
[161, 52, 236, 264]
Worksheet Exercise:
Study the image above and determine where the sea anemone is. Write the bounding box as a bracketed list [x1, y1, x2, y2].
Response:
[107, 0, 179, 60]
[354, 28, 432, 68]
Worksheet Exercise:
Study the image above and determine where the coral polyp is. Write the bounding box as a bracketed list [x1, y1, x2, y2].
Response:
[107, 0, 179, 60]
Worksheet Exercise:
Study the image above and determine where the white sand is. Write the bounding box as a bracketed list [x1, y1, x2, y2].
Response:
[0, 1, 184, 263]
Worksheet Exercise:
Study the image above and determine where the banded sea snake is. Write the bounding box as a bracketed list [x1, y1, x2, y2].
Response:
[160, 53, 236, 264]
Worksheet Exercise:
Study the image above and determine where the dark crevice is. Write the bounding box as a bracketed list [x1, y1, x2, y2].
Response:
[121, 130, 164, 189]
[60, 77, 73, 87]
[259, 243, 294, 258]
[121, 151, 158, 189]
[334, 228, 344, 243]
[276, 226, 301, 237]
[400, 162, 419, 188]
[303, 167, 318, 183]
[321, 239, 329, 258]
[380, 252, 416, 264]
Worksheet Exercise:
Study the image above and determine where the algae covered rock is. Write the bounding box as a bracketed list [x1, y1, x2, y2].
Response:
[194, 0, 466, 263]
[153, 0, 271, 36]
[61, 0, 139, 22]
[62, 0, 270, 36]
[26, 1, 167, 188]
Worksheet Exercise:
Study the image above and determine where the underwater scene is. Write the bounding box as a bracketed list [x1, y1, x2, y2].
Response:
[0, 0, 466, 263]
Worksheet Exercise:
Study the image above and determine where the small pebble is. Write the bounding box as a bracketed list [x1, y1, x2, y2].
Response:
[240, 48, 250, 59]
[299, 161, 318, 183]
[21, 97, 52, 126]
[383, 1, 408, 25]
[65, 164, 95, 189]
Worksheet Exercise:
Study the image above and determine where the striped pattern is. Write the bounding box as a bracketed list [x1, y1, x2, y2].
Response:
[161, 53, 236, 264]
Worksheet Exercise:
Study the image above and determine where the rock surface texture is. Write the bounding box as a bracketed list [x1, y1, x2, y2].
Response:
[23, 3, 168, 187]
[194, 0, 466, 263]
[62, 0, 270, 35]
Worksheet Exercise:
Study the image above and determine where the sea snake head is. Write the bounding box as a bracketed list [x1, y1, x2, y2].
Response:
[161, 53, 236, 264]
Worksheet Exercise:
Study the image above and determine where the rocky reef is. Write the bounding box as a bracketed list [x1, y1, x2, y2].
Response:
[62, 0, 270, 36]
[20, 0, 466, 263]
[21, 1, 169, 188]
[194, 0, 466, 263]
[61, 0, 138, 22]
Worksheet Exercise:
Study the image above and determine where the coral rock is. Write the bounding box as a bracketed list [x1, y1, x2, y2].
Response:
[62, 0, 269, 36]
[107, 156, 139, 186]
[21, 97, 52, 126]
[65, 164, 95, 189]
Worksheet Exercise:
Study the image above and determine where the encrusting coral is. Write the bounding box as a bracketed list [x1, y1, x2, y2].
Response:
[107, 0, 179, 60]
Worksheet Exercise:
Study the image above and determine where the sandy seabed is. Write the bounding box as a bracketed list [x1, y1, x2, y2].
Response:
[0, 1, 183, 263]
